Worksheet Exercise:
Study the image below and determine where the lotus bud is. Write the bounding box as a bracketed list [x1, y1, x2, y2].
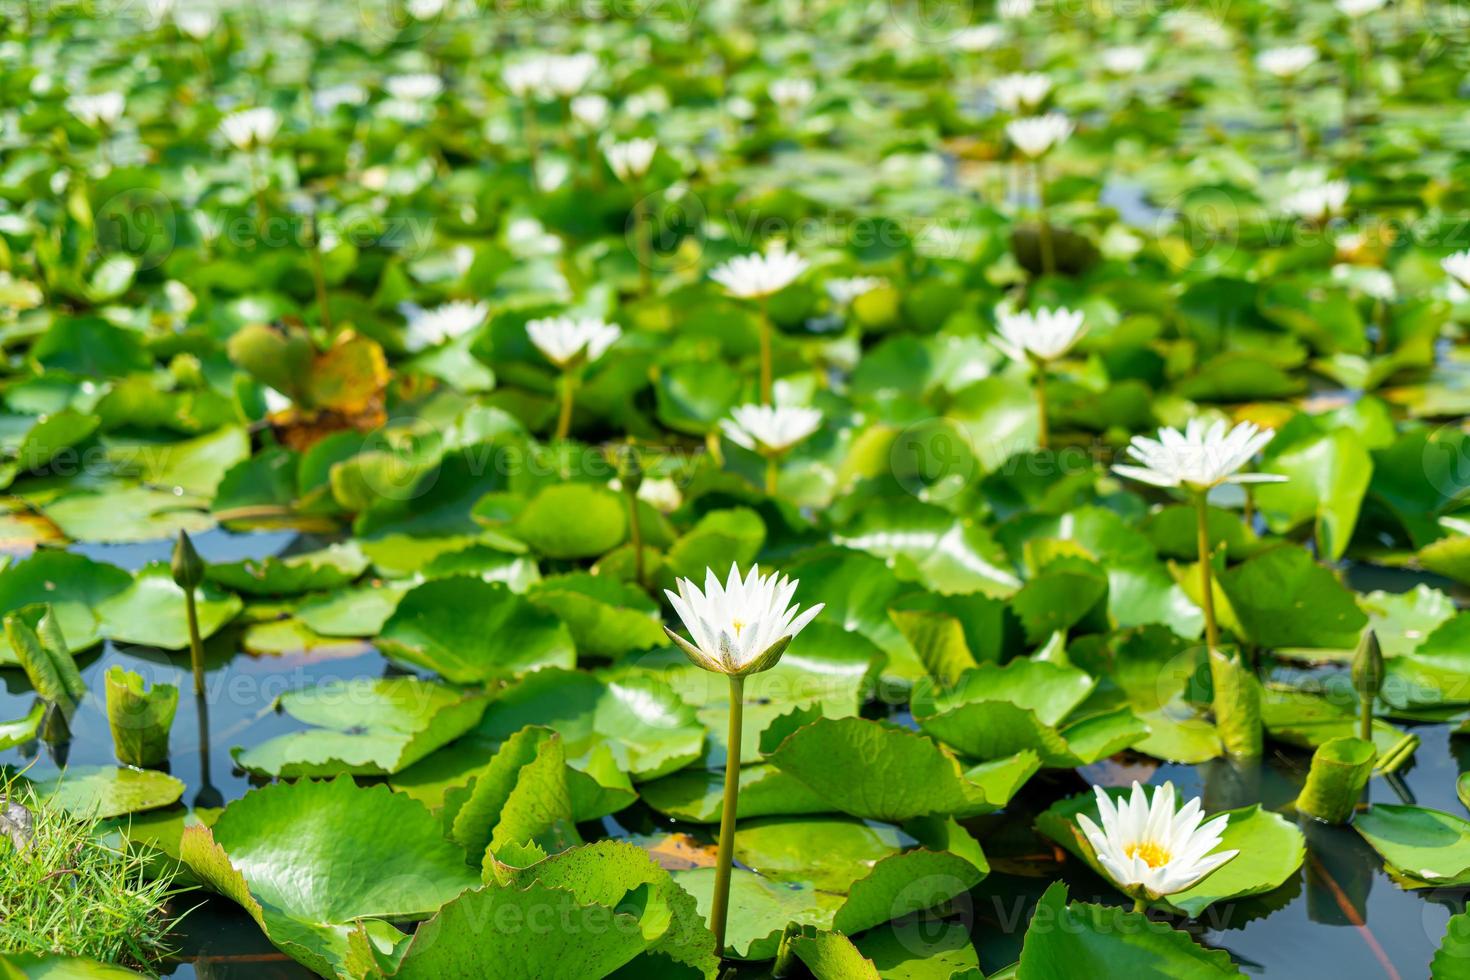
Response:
[172, 530, 205, 590]
[1352, 629, 1383, 741]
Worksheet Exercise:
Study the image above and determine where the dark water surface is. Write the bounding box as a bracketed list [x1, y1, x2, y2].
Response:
[1, 529, 1464, 980]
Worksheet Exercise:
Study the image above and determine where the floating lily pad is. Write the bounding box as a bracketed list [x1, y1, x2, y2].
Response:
[30, 765, 185, 819]
[95, 563, 243, 650]
[232, 678, 492, 777]
[1354, 804, 1470, 888]
[376, 577, 575, 683]
[526, 573, 665, 658]
[180, 777, 480, 979]
[474, 668, 703, 781]
[206, 542, 369, 596]
[1018, 882, 1243, 978]
[0, 551, 131, 663]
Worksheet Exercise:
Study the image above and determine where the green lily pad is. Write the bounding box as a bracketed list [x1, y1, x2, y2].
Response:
[1218, 546, 1367, 650]
[0, 702, 44, 750]
[1432, 910, 1470, 979]
[526, 573, 665, 658]
[0, 551, 131, 663]
[0, 954, 146, 978]
[296, 581, 413, 637]
[1354, 804, 1470, 888]
[94, 563, 243, 650]
[474, 668, 703, 781]
[41, 486, 216, 543]
[376, 577, 575, 683]
[1018, 882, 1243, 978]
[180, 777, 480, 979]
[511, 483, 627, 559]
[206, 543, 369, 596]
[638, 763, 828, 823]
[232, 678, 492, 777]
[767, 716, 1039, 821]
[30, 765, 185, 819]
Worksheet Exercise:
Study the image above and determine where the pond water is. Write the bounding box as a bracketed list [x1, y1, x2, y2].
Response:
[0, 527, 1462, 979]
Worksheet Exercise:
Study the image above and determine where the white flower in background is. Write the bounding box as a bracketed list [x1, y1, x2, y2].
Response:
[403, 300, 487, 351]
[1337, 0, 1387, 16]
[664, 563, 824, 676]
[1163, 10, 1232, 47]
[219, 107, 281, 150]
[68, 92, 125, 129]
[769, 77, 815, 110]
[407, 0, 446, 18]
[1100, 224, 1144, 261]
[314, 83, 366, 113]
[1114, 419, 1287, 491]
[570, 93, 609, 128]
[262, 386, 292, 414]
[825, 275, 887, 307]
[1332, 264, 1396, 302]
[998, 0, 1034, 19]
[711, 246, 809, 298]
[1101, 46, 1149, 75]
[543, 53, 598, 98]
[952, 24, 1005, 52]
[726, 95, 757, 121]
[1442, 250, 1470, 288]
[1281, 179, 1350, 221]
[991, 72, 1051, 113]
[1256, 45, 1318, 78]
[638, 477, 682, 513]
[721, 404, 823, 456]
[1006, 113, 1072, 158]
[503, 58, 550, 98]
[1077, 782, 1239, 902]
[144, 0, 175, 25]
[175, 8, 218, 38]
[526, 315, 621, 368]
[604, 138, 657, 182]
[624, 87, 669, 118]
[386, 73, 443, 101]
[993, 306, 1086, 362]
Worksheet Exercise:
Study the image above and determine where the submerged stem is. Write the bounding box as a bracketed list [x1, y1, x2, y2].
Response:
[710, 674, 745, 957]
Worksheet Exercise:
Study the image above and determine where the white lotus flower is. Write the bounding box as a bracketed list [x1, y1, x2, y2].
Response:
[952, 24, 1005, 52]
[503, 58, 551, 98]
[1114, 419, 1287, 492]
[993, 306, 1086, 363]
[1101, 46, 1148, 75]
[570, 93, 609, 128]
[543, 53, 599, 98]
[175, 8, 218, 38]
[1442, 250, 1470, 288]
[1332, 264, 1396, 302]
[664, 563, 824, 676]
[403, 301, 487, 351]
[710, 247, 809, 298]
[218, 107, 281, 150]
[314, 84, 367, 113]
[991, 72, 1051, 113]
[407, 0, 446, 18]
[825, 275, 887, 307]
[1256, 45, 1318, 78]
[1281, 179, 1350, 221]
[526, 315, 621, 368]
[386, 73, 443, 102]
[769, 78, 815, 110]
[720, 404, 822, 456]
[998, 0, 1034, 19]
[1337, 0, 1386, 16]
[604, 138, 657, 182]
[68, 92, 125, 129]
[1006, 113, 1072, 158]
[1077, 782, 1239, 901]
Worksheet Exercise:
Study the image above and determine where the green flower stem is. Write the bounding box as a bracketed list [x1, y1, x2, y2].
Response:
[710, 673, 745, 957]
[758, 295, 773, 405]
[1359, 693, 1373, 742]
[523, 99, 540, 172]
[308, 217, 333, 332]
[249, 154, 269, 243]
[1195, 491, 1218, 651]
[183, 587, 204, 698]
[1035, 159, 1056, 277]
[554, 370, 577, 441]
[1033, 357, 1050, 451]
[1133, 896, 1147, 914]
[764, 455, 779, 496]
[630, 191, 654, 297]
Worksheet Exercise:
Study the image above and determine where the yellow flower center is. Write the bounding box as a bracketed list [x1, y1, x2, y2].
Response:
[732, 620, 745, 636]
[1125, 840, 1171, 869]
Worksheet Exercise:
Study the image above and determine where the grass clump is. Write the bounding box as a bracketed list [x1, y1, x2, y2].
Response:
[0, 775, 178, 973]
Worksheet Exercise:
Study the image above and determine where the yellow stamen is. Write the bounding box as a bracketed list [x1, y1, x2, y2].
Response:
[732, 620, 745, 636]
[1125, 840, 1171, 869]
